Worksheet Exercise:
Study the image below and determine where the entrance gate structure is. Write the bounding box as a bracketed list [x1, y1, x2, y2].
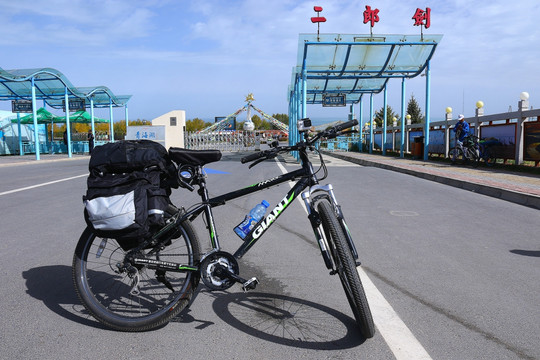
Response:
[0, 66, 131, 160]
[186, 94, 288, 151]
[288, 33, 443, 161]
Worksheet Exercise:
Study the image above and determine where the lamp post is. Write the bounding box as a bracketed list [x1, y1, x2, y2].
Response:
[519, 91, 529, 111]
[405, 114, 411, 152]
[445, 107, 452, 121]
[475, 100, 484, 117]
[516, 92, 530, 165]
[445, 107, 452, 157]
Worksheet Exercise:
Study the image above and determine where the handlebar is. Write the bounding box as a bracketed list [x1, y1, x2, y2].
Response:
[240, 151, 267, 164]
[240, 119, 358, 166]
[333, 119, 358, 133]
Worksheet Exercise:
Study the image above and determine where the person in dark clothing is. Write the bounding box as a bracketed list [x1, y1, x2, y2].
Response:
[87, 129, 94, 154]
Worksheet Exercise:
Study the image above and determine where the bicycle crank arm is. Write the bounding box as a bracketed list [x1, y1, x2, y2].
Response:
[132, 258, 198, 272]
[214, 264, 259, 292]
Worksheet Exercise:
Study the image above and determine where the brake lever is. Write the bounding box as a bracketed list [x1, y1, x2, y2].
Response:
[248, 158, 266, 169]
[248, 153, 277, 169]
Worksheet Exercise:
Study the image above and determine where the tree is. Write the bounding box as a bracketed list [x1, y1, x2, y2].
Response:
[186, 118, 212, 131]
[374, 105, 399, 127]
[251, 115, 262, 129]
[406, 94, 425, 124]
[272, 113, 289, 126]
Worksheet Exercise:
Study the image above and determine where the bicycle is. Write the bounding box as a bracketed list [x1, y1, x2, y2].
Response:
[449, 133, 499, 167]
[449, 132, 480, 167]
[72, 119, 376, 338]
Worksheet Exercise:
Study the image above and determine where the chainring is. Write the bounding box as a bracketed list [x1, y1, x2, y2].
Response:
[200, 251, 239, 291]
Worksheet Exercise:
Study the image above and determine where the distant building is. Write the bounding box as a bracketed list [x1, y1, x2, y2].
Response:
[152, 110, 185, 149]
[126, 110, 186, 149]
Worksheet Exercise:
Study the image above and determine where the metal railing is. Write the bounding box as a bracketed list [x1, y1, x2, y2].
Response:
[184, 130, 285, 151]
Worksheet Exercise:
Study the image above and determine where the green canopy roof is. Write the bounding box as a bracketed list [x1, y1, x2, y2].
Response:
[11, 107, 60, 124]
[11, 108, 109, 124]
[57, 110, 109, 123]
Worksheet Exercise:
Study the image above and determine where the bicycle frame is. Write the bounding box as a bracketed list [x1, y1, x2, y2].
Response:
[168, 148, 315, 259]
[171, 147, 346, 268]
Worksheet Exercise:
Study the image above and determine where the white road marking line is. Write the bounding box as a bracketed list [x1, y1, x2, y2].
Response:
[0, 174, 87, 196]
[275, 157, 432, 360]
[357, 266, 433, 359]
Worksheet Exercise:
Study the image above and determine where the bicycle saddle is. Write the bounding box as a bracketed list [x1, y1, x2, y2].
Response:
[168, 148, 222, 166]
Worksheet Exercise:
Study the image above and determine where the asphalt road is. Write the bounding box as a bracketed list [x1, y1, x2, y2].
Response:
[0, 152, 538, 360]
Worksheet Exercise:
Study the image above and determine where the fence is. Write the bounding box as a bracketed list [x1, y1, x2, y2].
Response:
[361, 107, 540, 165]
[184, 130, 284, 151]
[320, 134, 360, 152]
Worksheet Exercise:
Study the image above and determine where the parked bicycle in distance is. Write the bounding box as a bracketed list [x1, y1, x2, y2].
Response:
[449, 132, 499, 167]
[72, 118, 376, 339]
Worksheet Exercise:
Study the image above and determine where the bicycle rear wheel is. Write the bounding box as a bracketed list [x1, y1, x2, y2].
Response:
[72, 220, 201, 331]
[449, 146, 466, 165]
[483, 148, 496, 167]
[316, 198, 375, 338]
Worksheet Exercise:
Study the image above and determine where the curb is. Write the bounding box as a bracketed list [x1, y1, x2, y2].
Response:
[324, 151, 540, 211]
[0, 155, 88, 168]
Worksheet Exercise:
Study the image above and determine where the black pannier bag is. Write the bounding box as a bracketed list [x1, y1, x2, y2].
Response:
[83, 140, 177, 250]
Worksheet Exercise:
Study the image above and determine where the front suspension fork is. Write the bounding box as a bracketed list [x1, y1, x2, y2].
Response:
[302, 184, 359, 271]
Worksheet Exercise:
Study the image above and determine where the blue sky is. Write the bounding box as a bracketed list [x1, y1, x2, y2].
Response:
[1, 0, 539, 123]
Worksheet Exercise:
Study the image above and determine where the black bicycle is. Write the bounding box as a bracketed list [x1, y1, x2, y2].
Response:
[449, 133, 499, 167]
[72, 119, 375, 338]
[449, 132, 481, 167]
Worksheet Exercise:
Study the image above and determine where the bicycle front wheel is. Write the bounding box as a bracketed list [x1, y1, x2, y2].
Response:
[449, 146, 466, 165]
[72, 220, 201, 332]
[316, 198, 375, 338]
[468, 147, 480, 168]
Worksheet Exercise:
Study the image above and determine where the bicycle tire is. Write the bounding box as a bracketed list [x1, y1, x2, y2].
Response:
[449, 146, 465, 165]
[72, 220, 201, 332]
[483, 148, 496, 167]
[468, 147, 480, 168]
[316, 198, 375, 338]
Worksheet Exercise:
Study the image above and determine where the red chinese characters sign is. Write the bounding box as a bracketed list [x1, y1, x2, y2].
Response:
[412, 7, 431, 28]
[363, 5, 380, 27]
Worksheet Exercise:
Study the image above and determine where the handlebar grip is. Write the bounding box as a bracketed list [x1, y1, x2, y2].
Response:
[241, 151, 266, 164]
[334, 119, 358, 132]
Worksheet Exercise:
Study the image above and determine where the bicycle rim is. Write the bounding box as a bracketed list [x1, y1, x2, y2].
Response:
[449, 147, 465, 165]
[72, 222, 200, 331]
[484, 149, 496, 166]
[469, 148, 480, 168]
[316, 199, 375, 338]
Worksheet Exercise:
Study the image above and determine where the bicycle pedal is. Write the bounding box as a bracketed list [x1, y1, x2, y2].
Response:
[242, 277, 259, 292]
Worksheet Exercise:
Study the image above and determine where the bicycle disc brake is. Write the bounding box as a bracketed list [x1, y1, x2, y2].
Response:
[200, 251, 239, 291]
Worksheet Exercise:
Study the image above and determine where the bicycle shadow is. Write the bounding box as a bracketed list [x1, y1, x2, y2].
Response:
[23, 264, 370, 347]
[209, 291, 367, 349]
[22, 265, 106, 330]
[510, 249, 540, 257]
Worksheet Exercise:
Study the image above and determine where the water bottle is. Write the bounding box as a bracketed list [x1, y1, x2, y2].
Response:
[234, 200, 270, 240]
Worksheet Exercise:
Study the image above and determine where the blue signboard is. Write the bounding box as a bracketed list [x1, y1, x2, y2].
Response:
[12, 100, 33, 113]
[322, 93, 346, 107]
[215, 116, 236, 130]
[62, 99, 85, 112]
